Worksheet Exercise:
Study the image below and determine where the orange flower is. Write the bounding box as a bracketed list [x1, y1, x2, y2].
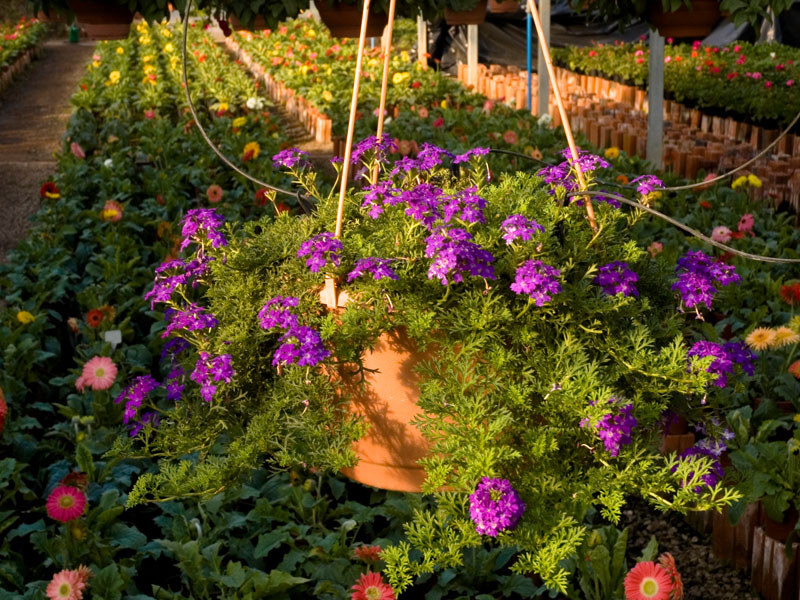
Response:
[206, 184, 223, 203]
[658, 553, 683, 600]
[616, 174, 630, 185]
[789, 360, 800, 379]
[242, 141, 260, 162]
[86, 309, 104, 328]
[353, 545, 382, 563]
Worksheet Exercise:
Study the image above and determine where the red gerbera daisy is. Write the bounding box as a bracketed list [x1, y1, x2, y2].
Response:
[86, 309, 104, 328]
[46, 485, 87, 523]
[658, 553, 683, 600]
[351, 572, 395, 600]
[40, 182, 61, 199]
[353, 545, 382, 563]
[624, 562, 672, 600]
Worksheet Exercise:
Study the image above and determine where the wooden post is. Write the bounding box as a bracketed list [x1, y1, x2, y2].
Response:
[467, 24, 478, 89]
[647, 31, 664, 168]
[536, 0, 550, 118]
[372, 0, 397, 184]
[416, 15, 427, 66]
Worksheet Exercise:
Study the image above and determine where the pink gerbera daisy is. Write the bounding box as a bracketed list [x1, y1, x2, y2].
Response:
[46, 485, 87, 523]
[351, 572, 395, 600]
[46, 569, 84, 600]
[624, 561, 672, 600]
[503, 130, 518, 145]
[80, 356, 117, 391]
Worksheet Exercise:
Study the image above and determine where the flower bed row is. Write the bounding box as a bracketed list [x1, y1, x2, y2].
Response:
[0, 16, 48, 94]
[552, 39, 800, 129]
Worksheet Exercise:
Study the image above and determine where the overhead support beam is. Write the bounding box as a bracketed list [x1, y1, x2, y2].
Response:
[647, 31, 664, 168]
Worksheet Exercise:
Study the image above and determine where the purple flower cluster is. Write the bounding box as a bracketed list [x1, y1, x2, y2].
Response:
[351, 135, 397, 165]
[675, 445, 724, 489]
[500, 214, 545, 245]
[672, 250, 740, 311]
[162, 304, 218, 338]
[190, 352, 235, 402]
[510, 260, 562, 306]
[272, 147, 310, 169]
[161, 337, 190, 362]
[145, 256, 214, 309]
[258, 296, 300, 330]
[347, 257, 398, 282]
[538, 149, 610, 193]
[389, 143, 453, 175]
[297, 232, 343, 272]
[361, 180, 401, 219]
[179, 208, 227, 251]
[273, 326, 330, 367]
[630, 174, 663, 196]
[452, 147, 490, 164]
[580, 397, 637, 457]
[441, 186, 487, 224]
[165, 366, 184, 402]
[688, 340, 756, 388]
[425, 227, 495, 285]
[401, 183, 446, 228]
[130, 412, 160, 437]
[468, 477, 526, 537]
[258, 296, 330, 368]
[593, 261, 639, 297]
[115, 375, 161, 427]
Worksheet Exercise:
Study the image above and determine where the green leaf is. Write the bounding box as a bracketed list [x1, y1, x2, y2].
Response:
[75, 443, 94, 481]
[254, 529, 290, 559]
[218, 561, 247, 588]
[7, 519, 45, 541]
[638, 535, 659, 562]
[250, 570, 308, 595]
[109, 522, 147, 549]
[92, 563, 124, 600]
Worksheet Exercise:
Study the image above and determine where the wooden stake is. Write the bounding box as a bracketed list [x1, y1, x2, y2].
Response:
[526, 0, 597, 231]
[372, 0, 397, 185]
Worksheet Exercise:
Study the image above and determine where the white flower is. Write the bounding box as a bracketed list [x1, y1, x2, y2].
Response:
[246, 97, 265, 110]
[103, 159, 113, 168]
[537, 113, 552, 127]
[770, 52, 776, 59]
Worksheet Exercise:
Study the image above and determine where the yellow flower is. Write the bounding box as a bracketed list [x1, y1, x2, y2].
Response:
[773, 326, 800, 347]
[789, 315, 800, 333]
[139, 35, 151, 45]
[143, 64, 156, 74]
[142, 54, 153, 62]
[116, 46, 124, 54]
[301, 65, 310, 75]
[392, 71, 410, 85]
[243, 141, 261, 160]
[400, 50, 410, 63]
[232, 116, 247, 129]
[368, 58, 379, 68]
[16, 311, 35, 324]
[794, 413, 800, 423]
[604, 146, 620, 160]
[745, 327, 777, 351]
[305, 28, 316, 38]
[164, 42, 174, 53]
[217, 102, 229, 113]
[108, 70, 121, 84]
[162, 28, 172, 38]
[747, 174, 762, 188]
[91, 60, 100, 69]
[731, 175, 748, 190]
[322, 90, 333, 102]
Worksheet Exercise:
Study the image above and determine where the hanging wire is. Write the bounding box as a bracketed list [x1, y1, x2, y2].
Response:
[567, 189, 800, 264]
[180, 0, 314, 214]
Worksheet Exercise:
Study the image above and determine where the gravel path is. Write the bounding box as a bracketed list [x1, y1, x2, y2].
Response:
[0, 37, 95, 261]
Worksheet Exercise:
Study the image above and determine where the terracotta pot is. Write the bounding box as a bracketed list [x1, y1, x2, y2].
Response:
[339, 327, 432, 492]
[648, 0, 721, 39]
[488, 0, 519, 13]
[227, 15, 268, 31]
[316, 1, 389, 38]
[445, 0, 488, 25]
[67, 0, 133, 40]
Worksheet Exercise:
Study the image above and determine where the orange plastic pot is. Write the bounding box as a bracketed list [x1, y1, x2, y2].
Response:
[488, 0, 519, 13]
[445, 0, 488, 25]
[316, 1, 389, 38]
[648, 0, 721, 39]
[338, 327, 432, 492]
[67, 0, 133, 40]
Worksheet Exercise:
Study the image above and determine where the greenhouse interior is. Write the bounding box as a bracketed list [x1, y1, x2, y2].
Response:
[1, 0, 800, 598]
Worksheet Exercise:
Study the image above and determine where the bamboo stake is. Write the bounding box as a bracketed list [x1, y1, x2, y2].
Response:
[526, 0, 597, 231]
[334, 0, 372, 239]
[372, 0, 397, 185]
[323, 0, 372, 309]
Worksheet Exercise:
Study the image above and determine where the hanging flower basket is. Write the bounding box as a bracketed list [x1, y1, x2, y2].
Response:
[316, 1, 389, 38]
[445, 0, 488, 25]
[67, 0, 133, 40]
[648, 0, 721, 39]
[338, 327, 432, 492]
[488, 0, 520, 14]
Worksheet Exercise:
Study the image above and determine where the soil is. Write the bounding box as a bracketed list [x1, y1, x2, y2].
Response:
[0, 37, 95, 262]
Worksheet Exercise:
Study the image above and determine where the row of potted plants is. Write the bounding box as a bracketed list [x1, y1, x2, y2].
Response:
[552, 38, 800, 128]
[0, 16, 48, 93]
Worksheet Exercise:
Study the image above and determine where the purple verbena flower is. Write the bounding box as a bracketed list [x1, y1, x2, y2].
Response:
[129, 411, 160, 437]
[453, 147, 490, 164]
[674, 445, 724, 489]
[351, 135, 397, 165]
[441, 186, 487, 224]
[361, 180, 400, 219]
[161, 337, 190, 362]
[179, 208, 227, 251]
[190, 352, 235, 402]
[401, 183, 445, 229]
[347, 258, 398, 282]
[673, 250, 740, 311]
[297, 232, 343, 272]
[688, 341, 734, 388]
[510, 260, 561, 306]
[162, 304, 218, 338]
[415, 143, 454, 171]
[273, 325, 330, 367]
[630, 174, 663, 196]
[594, 261, 639, 297]
[500, 214, 545, 244]
[115, 375, 160, 425]
[258, 296, 301, 330]
[272, 147, 310, 169]
[468, 477, 526, 537]
[580, 397, 637, 457]
[165, 366, 184, 402]
[723, 341, 756, 376]
[425, 227, 495, 285]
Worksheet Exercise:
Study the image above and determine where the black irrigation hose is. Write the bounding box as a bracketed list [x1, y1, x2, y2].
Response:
[568, 189, 800, 265]
[180, 0, 314, 215]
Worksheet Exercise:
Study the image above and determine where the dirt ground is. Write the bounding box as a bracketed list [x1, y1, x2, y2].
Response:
[0, 37, 94, 261]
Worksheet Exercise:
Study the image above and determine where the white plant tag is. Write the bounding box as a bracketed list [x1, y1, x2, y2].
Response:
[104, 329, 122, 349]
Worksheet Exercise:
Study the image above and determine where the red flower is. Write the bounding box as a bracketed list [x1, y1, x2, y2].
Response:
[254, 188, 270, 206]
[699, 201, 712, 209]
[86, 309, 104, 328]
[351, 572, 395, 600]
[432, 117, 444, 128]
[274, 201, 290, 215]
[0, 390, 6, 437]
[624, 561, 672, 600]
[353, 545, 382, 563]
[780, 282, 800, 305]
[40, 181, 60, 199]
[658, 553, 683, 600]
[411, 81, 421, 88]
